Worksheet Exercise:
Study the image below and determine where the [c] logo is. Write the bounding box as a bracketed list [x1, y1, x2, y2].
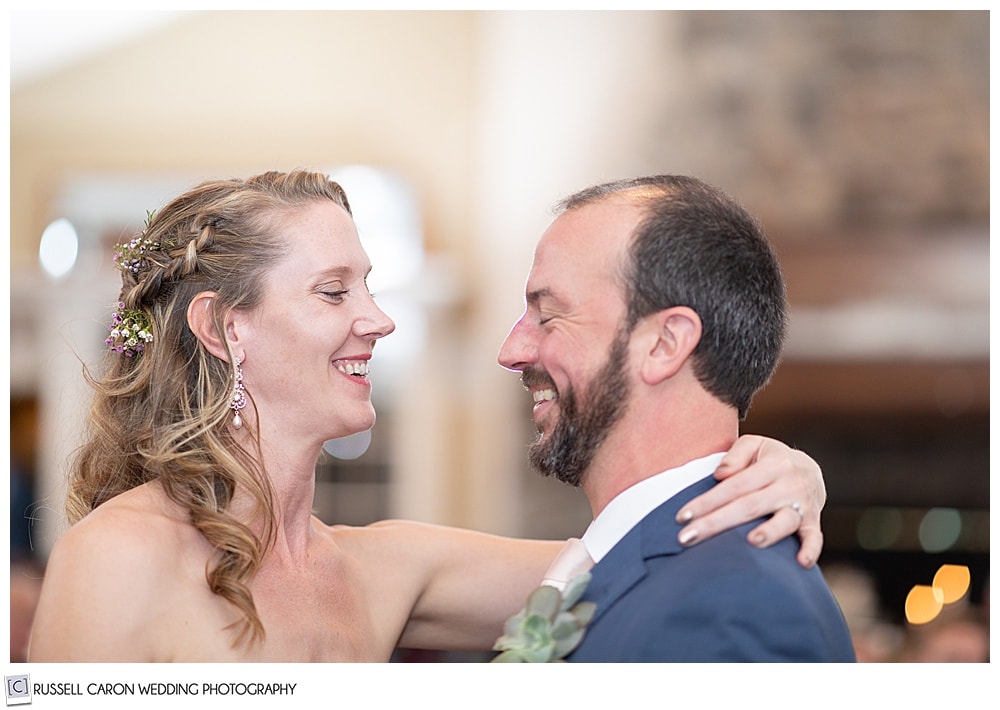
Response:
[4, 675, 31, 706]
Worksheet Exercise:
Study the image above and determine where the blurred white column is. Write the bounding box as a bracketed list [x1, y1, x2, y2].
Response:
[31, 270, 115, 559]
[465, 12, 670, 536]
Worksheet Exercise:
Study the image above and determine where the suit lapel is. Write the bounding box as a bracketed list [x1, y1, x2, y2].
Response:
[583, 475, 717, 626]
[582, 526, 646, 626]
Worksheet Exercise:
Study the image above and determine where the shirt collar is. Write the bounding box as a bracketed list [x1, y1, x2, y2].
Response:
[581, 452, 725, 563]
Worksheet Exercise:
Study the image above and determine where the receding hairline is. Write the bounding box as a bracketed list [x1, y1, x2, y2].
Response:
[555, 179, 680, 216]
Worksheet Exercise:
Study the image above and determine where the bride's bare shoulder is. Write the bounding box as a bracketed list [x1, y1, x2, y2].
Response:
[52, 482, 199, 574]
[30, 482, 197, 661]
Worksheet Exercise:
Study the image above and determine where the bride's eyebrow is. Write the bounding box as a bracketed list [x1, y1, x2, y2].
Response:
[310, 265, 353, 281]
[312, 261, 373, 279]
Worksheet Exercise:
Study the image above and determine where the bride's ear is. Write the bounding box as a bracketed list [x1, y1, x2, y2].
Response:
[187, 291, 240, 362]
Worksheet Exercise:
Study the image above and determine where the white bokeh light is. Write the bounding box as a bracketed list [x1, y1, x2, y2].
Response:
[38, 217, 79, 279]
[323, 429, 373, 460]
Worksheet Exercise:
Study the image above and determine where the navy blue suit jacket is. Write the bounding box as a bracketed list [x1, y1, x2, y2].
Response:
[567, 475, 855, 662]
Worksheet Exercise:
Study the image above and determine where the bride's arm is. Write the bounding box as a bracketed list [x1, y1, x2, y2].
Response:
[363, 520, 561, 652]
[385, 435, 826, 651]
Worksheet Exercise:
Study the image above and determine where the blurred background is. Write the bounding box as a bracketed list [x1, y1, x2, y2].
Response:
[8, 10, 989, 664]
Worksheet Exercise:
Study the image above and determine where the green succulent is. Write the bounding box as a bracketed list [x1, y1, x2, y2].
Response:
[491, 572, 596, 663]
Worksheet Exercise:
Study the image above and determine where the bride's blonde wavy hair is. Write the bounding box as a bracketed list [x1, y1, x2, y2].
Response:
[68, 170, 352, 647]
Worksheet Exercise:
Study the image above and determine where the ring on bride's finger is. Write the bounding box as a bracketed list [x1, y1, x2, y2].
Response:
[790, 501, 803, 519]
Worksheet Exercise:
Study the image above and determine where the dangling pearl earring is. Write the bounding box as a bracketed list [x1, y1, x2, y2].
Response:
[231, 356, 247, 429]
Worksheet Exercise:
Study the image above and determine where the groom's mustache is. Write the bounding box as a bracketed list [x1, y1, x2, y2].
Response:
[520, 366, 557, 393]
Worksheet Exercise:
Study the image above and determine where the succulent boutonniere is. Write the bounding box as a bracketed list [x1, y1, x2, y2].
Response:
[491, 572, 596, 662]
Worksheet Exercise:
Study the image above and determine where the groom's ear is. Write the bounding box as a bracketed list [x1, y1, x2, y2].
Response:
[638, 306, 702, 386]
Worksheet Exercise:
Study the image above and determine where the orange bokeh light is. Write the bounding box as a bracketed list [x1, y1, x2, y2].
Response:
[932, 564, 971, 604]
[905, 585, 944, 625]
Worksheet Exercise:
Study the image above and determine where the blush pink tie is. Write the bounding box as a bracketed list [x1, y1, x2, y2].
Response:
[541, 537, 594, 592]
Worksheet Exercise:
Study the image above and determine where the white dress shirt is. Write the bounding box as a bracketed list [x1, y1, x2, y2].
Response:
[581, 452, 726, 563]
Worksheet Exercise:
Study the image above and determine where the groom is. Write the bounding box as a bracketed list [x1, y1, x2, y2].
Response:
[498, 175, 855, 661]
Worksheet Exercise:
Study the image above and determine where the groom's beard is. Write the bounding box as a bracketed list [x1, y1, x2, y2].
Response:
[526, 329, 631, 487]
